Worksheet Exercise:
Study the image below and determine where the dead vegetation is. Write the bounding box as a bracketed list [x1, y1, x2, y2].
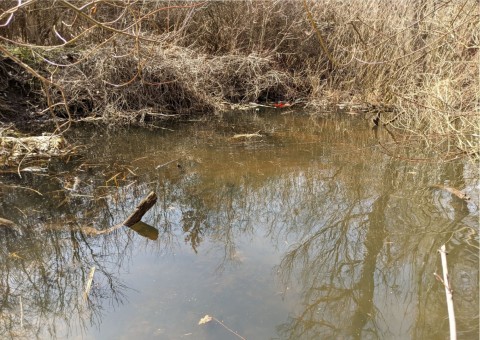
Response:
[0, 126, 77, 168]
[52, 43, 298, 123]
[0, 0, 478, 161]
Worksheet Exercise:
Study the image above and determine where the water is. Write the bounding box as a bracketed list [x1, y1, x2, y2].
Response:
[0, 110, 478, 339]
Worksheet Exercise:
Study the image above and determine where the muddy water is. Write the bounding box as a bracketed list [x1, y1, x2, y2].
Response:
[0, 110, 478, 339]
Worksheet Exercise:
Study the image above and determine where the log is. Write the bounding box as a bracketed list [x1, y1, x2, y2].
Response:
[122, 191, 157, 227]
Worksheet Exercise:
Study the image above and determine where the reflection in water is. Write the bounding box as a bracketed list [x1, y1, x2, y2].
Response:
[0, 111, 478, 339]
[0, 186, 159, 338]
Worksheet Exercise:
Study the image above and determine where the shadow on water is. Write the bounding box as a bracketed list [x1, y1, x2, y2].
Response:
[0, 110, 478, 339]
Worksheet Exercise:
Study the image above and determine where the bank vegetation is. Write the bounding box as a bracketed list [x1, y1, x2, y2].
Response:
[0, 0, 478, 161]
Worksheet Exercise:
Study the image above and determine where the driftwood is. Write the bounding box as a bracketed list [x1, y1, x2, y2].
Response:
[0, 192, 158, 238]
[81, 191, 157, 236]
[122, 191, 157, 227]
[80, 191, 157, 236]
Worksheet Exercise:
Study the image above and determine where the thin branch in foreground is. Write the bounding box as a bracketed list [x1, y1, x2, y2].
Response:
[436, 245, 456, 340]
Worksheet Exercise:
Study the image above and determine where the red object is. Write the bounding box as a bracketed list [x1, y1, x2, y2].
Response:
[273, 102, 292, 108]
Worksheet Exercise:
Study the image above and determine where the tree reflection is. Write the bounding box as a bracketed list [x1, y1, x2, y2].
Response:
[273, 157, 478, 339]
[144, 119, 477, 338]
[0, 114, 477, 339]
[143, 116, 478, 339]
[0, 170, 171, 338]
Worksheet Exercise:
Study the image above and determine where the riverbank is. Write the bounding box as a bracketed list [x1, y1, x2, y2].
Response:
[0, 0, 478, 161]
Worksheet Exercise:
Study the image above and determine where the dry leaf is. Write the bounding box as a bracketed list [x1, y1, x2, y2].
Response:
[198, 315, 213, 325]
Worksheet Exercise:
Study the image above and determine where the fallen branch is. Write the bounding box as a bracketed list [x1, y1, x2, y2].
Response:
[71, 191, 158, 236]
[122, 191, 157, 227]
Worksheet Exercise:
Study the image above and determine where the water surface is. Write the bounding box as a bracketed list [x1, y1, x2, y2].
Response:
[0, 110, 478, 339]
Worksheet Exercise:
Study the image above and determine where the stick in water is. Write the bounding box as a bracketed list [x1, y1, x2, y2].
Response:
[19, 296, 23, 329]
[198, 314, 246, 340]
[122, 192, 157, 227]
[438, 245, 457, 340]
[84, 266, 96, 301]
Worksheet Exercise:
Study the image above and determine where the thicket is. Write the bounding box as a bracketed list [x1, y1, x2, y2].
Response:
[0, 0, 478, 159]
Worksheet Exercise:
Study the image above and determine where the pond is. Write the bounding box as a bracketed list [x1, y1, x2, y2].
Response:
[0, 110, 478, 339]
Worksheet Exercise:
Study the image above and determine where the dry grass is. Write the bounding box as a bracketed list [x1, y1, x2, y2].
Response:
[50, 42, 300, 123]
[0, 0, 478, 158]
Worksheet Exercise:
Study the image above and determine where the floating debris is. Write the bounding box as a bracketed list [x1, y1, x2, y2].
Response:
[198, 315, 212, 325]
[198, 314, 245, 339]
[231, 131, 262, 140]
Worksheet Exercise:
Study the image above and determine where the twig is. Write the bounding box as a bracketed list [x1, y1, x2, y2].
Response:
[19, 295, 23, 329]
[198, 314, 246, 340]
[57, 0, 207, 44]
[0, 184, 43, 196]
[438, 245, 456, 340]
[155, 158, 180, 170]
[83, 266, 96, 301]
[349, 21, 367, 47]
[212, 316, 246, 340]
[231, 131, 262, 139]
[431, 185, 470, 201]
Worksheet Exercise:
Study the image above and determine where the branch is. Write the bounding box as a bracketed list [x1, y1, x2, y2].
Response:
[438, 245, 457, 340]
[122, 191, 157, 227]
[57, 0, 207, 44]
[302, 0, 338, 69]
